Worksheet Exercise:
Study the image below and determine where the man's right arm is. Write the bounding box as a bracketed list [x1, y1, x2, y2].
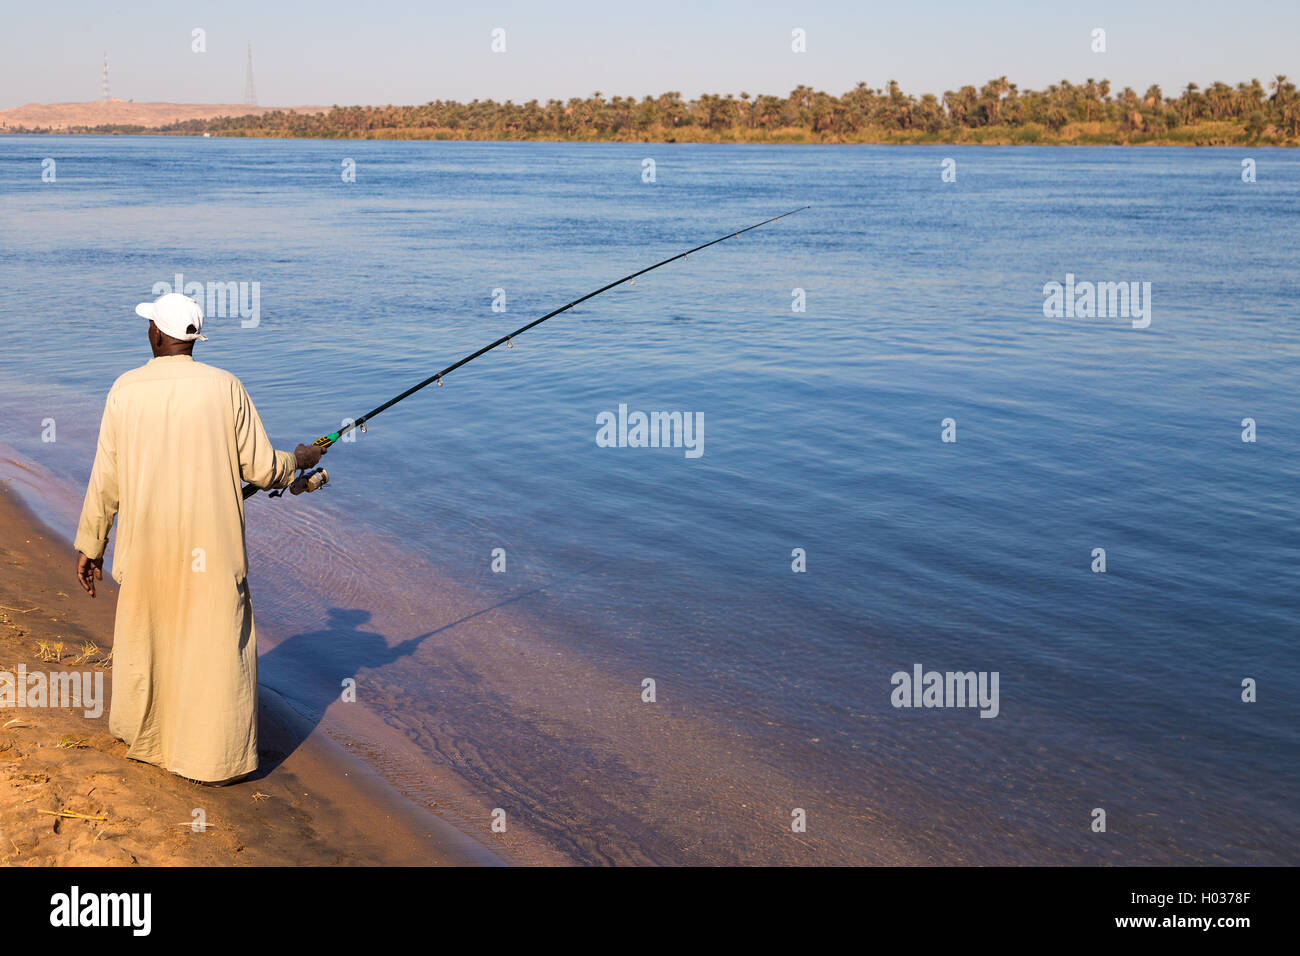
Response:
[234, 383, 321, 490]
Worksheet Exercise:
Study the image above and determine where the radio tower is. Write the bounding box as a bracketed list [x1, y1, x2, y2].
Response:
[102, 53, 111, 100]
[243, 43, 258, 106]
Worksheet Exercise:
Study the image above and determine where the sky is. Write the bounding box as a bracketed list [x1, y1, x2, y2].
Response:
[1, 0, 1295, 109]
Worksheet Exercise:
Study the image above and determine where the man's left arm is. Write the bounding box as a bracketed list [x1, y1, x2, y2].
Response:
[73, 394, 119, 597]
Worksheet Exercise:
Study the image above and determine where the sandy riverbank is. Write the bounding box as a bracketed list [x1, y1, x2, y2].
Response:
[0, 100, 327, 131]
[0, 481, 499, 866]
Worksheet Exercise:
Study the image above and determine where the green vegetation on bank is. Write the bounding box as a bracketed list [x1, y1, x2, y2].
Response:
[19, 77, 1300, 144]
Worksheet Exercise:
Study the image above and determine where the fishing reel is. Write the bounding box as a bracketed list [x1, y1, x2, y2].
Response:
[266, 467, 329, 498]
[290, 467, 329, 495]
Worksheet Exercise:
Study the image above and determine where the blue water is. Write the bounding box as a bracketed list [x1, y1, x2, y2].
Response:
[1, 136, 1297, 864]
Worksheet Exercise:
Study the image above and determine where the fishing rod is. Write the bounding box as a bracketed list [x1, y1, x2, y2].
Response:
[245, 205, 810, 501]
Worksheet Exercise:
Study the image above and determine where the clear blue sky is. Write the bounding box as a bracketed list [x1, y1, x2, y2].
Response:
[1, 0, 1295, 108]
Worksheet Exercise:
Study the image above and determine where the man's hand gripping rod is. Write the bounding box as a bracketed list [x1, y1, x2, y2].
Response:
[243, 437, 332, 500]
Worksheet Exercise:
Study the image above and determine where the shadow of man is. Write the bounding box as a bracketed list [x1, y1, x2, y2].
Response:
[252, 607, 435, 779]
[251, 574, 579, 779]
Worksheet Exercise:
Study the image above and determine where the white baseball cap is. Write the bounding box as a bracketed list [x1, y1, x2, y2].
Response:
[135, 292, 208, 341]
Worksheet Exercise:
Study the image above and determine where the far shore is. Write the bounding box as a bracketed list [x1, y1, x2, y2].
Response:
[4, 122, 1288, 147]
[3, 90, 1295, 146]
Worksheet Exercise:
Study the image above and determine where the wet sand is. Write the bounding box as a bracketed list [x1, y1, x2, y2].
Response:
[241, 505, 929, 866]
[0, 481, 498, 866]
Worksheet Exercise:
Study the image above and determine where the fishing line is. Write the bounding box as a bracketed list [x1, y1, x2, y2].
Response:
[247, 206, 809, 500]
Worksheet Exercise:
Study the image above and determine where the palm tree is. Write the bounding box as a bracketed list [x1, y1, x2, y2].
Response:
[917, 93, 945, 132]
[1234, 79, 1265, 116]
[1179, 83, 1204, 123]
[1270, 76, 1298, 134]
[979, 76, 1011, 123]
[1081, 78, 1099, 121]
[943, 86, 977, 126]
[1206, 82, 1232, 118]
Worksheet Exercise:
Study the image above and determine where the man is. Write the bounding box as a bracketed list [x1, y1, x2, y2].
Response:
[73, 293, 322, 784]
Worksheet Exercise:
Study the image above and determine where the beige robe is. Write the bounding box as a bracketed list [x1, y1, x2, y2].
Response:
[74, 355, 298, 782]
